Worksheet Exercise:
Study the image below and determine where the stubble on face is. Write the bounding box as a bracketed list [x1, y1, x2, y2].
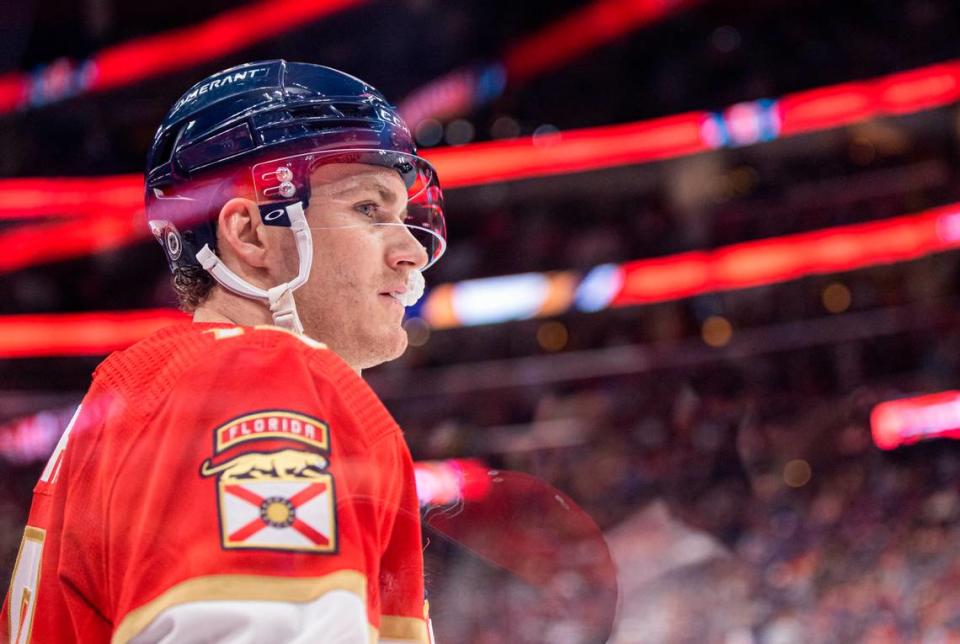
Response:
[289, 164, 412, 370]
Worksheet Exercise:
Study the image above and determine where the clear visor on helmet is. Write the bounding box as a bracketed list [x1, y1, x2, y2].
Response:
[252, 149, 447, 269]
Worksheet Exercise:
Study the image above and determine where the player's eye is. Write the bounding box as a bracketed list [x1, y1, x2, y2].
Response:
[354, 202, 380, 219]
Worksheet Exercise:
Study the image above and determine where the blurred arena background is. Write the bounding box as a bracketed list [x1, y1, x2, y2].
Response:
[3, 0, 960, 642]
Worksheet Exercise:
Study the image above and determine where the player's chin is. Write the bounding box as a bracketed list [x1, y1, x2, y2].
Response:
[362, 326, 408, 369]
[384, 325, 409, 360]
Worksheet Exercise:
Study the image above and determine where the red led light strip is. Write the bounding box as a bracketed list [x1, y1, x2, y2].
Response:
[0, 215, 146, 274]
[504, 0, 700, 85]
[429, 111, 709, 188]
[4, 202, 960, 356]
[871, 391, 960, 450]
[0, 0, 364, 113]
[90, 0, 364, 93]
[0, 310, 188, 358]
[777, 60, 960, 136]
[1, 59, 958, 273]
[0, 175, 142, 220]
[399, 0, 698, 126]
[430, 60, 960, 188]
[611, 203, 960, 306]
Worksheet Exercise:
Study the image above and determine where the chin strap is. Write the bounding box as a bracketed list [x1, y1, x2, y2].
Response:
[195, 202, 313, 334]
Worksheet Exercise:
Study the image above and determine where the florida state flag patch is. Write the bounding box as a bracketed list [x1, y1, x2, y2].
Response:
[201, 410, 338, 554]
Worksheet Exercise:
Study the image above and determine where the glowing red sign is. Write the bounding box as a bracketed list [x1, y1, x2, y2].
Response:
[871, 391, 960, 450]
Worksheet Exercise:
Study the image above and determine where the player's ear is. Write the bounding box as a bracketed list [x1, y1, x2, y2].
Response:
[217, 197, 269, 269]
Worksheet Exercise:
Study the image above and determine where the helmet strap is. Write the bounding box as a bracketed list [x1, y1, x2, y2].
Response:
[195, 201, 313, 334]
[267, 285, 303, 334]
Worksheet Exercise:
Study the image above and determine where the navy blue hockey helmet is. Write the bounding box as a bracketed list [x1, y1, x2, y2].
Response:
[145, 60, 446, 274]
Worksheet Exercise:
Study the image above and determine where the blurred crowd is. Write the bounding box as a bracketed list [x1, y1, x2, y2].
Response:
[407, 325, 960, 643]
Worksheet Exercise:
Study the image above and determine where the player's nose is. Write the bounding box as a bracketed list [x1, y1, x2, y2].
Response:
[385, 224, 429, 271]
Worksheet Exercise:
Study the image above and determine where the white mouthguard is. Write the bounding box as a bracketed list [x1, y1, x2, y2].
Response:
[396, 270, 425, 307]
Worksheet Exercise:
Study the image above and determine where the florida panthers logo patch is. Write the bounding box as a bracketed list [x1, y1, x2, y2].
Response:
[200, 410, 337, 554]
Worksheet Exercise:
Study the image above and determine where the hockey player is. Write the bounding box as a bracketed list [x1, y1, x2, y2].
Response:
[1, 60, 445, 643]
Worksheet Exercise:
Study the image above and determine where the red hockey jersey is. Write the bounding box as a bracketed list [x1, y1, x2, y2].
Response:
[1, 322, 429, 643]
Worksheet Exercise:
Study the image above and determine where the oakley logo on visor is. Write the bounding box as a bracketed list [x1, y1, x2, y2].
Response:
[260, 204, 294, 227]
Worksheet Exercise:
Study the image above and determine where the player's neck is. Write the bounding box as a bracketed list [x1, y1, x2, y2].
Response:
[193, 288, 365, 376]
[193, 286, 363, 376]
[192, 286, 273, 328]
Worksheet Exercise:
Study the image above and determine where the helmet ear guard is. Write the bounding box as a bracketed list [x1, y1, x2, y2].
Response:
[147, 220, 183, 265]
[146, 172, 243, 274]
[144, 60, 447, 333]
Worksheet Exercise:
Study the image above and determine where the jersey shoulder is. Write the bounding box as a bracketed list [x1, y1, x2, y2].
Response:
[93, 321, 397, 445]
[195, 324, 358, 386]
[94, 322, 342, 393]
[203, 323, 328, 352]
